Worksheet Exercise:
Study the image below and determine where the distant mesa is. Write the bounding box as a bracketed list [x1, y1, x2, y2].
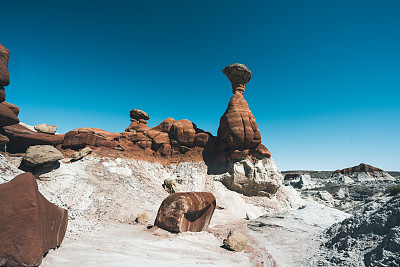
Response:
[333, 163, 384, 175]
[332, 163, 394, 182]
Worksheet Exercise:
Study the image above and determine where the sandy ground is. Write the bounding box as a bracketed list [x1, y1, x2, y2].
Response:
[41, 223, 253, 267]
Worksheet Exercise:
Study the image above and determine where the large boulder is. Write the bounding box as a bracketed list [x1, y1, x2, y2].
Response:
[223, 231, 248, 252]
[0, 103, 19, 126]
[154, 192, 216, 233]
[63, 127, 120, 149]
[169, 119, 196, 147]
[0, 173, 68, 267]
[0, 44, 10, 87]
[130, 109, 149, 121]
[22, 145, 63, 166]
[222, 157, 283, 196]
[34, 123, 57, 135]
[217, 63, 262, 156]
[3, 124, 65, 153]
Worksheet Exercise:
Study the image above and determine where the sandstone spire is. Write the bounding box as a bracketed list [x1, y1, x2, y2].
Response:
[217, 63, 269, 159]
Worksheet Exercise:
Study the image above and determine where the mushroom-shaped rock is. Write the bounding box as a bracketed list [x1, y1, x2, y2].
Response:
[0, 173, 68, 267]
[0, 102, 19, 126]
[23, 145, 63, 166]
[222, 63, 251, 93]
[3, 124, 65, 153]
[63, 127, 120, 149]
[154, 192, 216, 233]
[130, 109, 150, 120]
[0, 44, 10, 87]
[169, 119, 196, 147]
[217, 63, 263, 157]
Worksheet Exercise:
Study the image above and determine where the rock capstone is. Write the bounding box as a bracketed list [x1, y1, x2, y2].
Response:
[130, 109, 150, 121]
[34, 123, 57, 135]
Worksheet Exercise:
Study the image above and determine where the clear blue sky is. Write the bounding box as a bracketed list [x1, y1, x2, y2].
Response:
[1, 0, 399, 171]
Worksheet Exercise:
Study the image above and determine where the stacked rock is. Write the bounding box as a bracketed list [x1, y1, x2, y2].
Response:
[126, 109, 150, 132]
[217, 63, 271, 160]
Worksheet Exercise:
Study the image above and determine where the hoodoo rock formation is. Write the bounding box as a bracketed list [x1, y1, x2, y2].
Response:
[154, 192, 216, 233]
[0, 44, 10, 103]
[0, 173, 68, 267]
[217, 63, 270, 160]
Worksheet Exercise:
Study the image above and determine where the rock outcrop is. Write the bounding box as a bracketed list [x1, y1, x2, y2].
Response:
[315, 196, 400, 266]
[0, 102, 19, 127]
[63, 127, 120, 149]
[154, 192, 216, 233]
[0, 44, 10, 104]
[3, 124, 64, 153]
[0, 173, 68, 266]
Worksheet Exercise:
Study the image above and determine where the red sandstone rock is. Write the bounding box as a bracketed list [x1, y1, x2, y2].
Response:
[169, 119, 196, 147]
[252, 144, 271, 159]
[157, 143, 171, 156]
[333, 163, 384, 175]
[2, 102, 19, 116]
[0, 173, 68, 267]
[217, 64, 262, 157]
[0, 44, 10, 87]
[125, 120, 150, 132]
[194, 132, 210, 148]
[3, 124, 64, 153]
[63, 127, 120, 149]
[0, 102, 19, 126]
[152, 132, 170, 149]
[0, 133, 9, 145]
[154, 192, 216, 233]
[0, 88, 5, 103]
[152, 118, 175, 133]
[144, 129, 162, 139]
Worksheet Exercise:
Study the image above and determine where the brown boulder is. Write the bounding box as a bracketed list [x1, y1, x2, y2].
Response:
[130, 109, 149, 120]
[222, 63, 251, 93]
[154, 192, 216, 233]
[152, 117, 175, 133]
[152, 132, 170, 149]
[0, 44, 10, 87]
[0, 173, 68, 266]
[157, 143, 171, 156]
[169, 119, 196, 147]
[0, 88, 5, 103]
[0, 133, 9, 145]
[2, 102, 19, 116]
[63, 127, 120, 149]
[0, 102, 19, 126]
[3, 124, 64, 153]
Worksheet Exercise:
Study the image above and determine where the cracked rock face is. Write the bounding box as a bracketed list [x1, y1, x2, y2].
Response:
[313, 196, 400, 266]
[222, 157, 283, 196]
